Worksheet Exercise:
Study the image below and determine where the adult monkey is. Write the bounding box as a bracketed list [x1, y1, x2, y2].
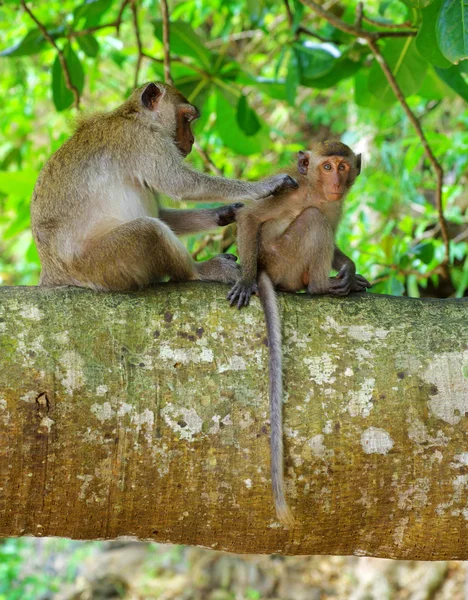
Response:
[228, 141, 371, 527]
[31, 82, 298, 291]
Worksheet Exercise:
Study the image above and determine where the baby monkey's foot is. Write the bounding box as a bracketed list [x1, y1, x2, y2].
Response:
[227, 279, 258, 309]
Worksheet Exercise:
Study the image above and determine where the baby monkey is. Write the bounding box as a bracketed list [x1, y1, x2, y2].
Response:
[228, 141, 370, 527]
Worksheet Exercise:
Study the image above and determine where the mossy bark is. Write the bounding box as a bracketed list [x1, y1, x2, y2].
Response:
[0, 284, 468, 559]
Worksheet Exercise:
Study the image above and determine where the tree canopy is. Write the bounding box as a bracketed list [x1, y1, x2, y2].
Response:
[1, 0, 467, 297]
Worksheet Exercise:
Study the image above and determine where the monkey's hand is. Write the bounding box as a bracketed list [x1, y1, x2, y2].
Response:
[262, 174, 299, 198]
[328, 265, 371, 296]
[227, 279, 258, 309]
[215, 203, 244, 227]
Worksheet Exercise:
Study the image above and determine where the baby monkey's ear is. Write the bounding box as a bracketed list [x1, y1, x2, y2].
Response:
[297, 151, 310, 175]
[356, 153, 362, 175]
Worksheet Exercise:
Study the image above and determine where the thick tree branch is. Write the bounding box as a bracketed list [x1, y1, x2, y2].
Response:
[1, 285, 468, 558]
[298, 0, 450, 269]
[21, 0, 80, 109]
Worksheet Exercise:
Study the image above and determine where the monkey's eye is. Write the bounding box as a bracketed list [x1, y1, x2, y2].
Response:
[323, 163, 332, 171]
[338, 164, 346, 171]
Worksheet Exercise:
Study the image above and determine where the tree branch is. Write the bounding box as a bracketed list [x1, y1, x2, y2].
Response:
[298, 0, 450, 270]
[130, 0, 143, 88]
[194, 141, 224, 177]
[21, 0, 80, 109]
[160, 0, 174, 86]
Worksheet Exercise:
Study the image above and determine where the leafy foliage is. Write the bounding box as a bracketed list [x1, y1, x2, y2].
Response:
[0, 0, 467, 297]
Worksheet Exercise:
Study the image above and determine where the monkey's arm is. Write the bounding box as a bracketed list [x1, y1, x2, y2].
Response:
[329, 247, 371, 295]
[159, 203, 243, 235]
[227, 199, 282, 308]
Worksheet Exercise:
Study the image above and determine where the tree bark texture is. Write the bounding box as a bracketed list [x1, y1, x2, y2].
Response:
[0, 284, 468, 559]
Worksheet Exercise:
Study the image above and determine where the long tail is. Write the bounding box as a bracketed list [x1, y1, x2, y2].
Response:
[257, 271, 295, 528]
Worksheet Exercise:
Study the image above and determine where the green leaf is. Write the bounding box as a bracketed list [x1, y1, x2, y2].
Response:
[368, 38, 428, 107]
[293, 41, 336, 84]
[215, 90, 267, 155]
[308, 54, 363, 89]
[436, 0, 468, 63]
[418, 66, 454, 98]
[435, 64, 468, 100]
[52, 45, 85, 111]
[291, 0, 305, 31]
[237, 96, 261, 136]
[354, 71, 383, 109]
[286, 48, 300, 105]
[417, 0, 452, 67]
[76, 34, 100, 57]
[0, 28, 46, 57]
[73, 0, 114, 27]
[412, 242, 435, 263]
[153, 20, 212, 70]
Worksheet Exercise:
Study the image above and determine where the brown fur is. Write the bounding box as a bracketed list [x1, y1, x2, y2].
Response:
[31, 82, 297, 291]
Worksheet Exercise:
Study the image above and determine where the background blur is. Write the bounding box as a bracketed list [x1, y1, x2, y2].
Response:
[1, 0, 467, 597]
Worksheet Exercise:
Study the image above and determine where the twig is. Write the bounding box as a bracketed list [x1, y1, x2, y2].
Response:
[362, 14, 415, 30]
[298, 0, 415, 39]
[298, 0, 450, 270]
[355, 2, 363, 29]
[296, 25, 337, 43]
[206, 30, 262, 48]
[130, 0, 143, 88]
[192, 234, 216, 259]
[68, 22, 120, 37]
[160, 0, 173, 85]
[21, 0, 80, 109]
[116, 0, 130, 36]
[367, 37, 449, 268]
[142, 52, 207, 76]
[194, 141, 223, 177]
[284, 0, 294, 28]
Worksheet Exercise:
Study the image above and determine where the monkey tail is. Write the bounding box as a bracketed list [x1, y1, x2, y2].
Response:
[257, 271, 295, 529]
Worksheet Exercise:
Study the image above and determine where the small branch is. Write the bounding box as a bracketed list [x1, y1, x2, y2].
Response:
[367, 38, 450, 268]
[284, 0, 294, 28]
[298, 0, 415, 39]
[68, 22, 119, 38]
[194, 141, 223, 177]
[116, 0, 130, 36]
[298, 0, 450, 270]
[21, 0, 80, 109]
[130, 0, 143, 88]
[160, 0, 173, 86]
[142, 51, 207, 76]
[296, 25, 337, 43]
[362, 14, 415, 30]
[355, 2, 363, 29]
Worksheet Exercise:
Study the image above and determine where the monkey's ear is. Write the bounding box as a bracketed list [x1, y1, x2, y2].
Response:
[298, 151, 309, 175]
[356, 153, 362, 175]
[141, 83, 163, 111]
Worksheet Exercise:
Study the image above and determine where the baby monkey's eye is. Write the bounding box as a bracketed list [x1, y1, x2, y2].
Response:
[323, 163, 332, 170]
[338, 163, 346, 170]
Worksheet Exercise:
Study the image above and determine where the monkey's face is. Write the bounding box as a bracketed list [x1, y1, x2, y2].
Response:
[175, 104, 200, 157]
[318, 157, 353, 202]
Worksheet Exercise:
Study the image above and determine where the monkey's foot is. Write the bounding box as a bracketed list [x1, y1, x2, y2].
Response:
[328, 266, 371, 296]
[196, 254, 240, 284]
[216, 203, 244, 226]
[227, 279, 258, 309]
